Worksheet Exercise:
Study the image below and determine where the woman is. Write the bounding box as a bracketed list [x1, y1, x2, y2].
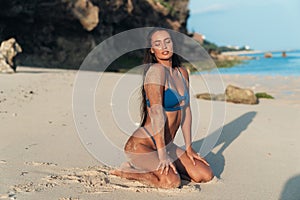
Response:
[111, 28, 213, 188]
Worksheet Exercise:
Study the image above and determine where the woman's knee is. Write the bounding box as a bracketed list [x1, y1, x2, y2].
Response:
[192, 167, 214, 183]
[201, 169, 214, 182]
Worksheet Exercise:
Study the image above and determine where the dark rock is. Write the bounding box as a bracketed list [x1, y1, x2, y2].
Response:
[71, 0, 99, 31]
[196, 85, 258, 105]
[192, 32, 204, 45]
[0, 0, 189, 68]
[195, 93, 225, 101]
[0, 38, 22, 73]
[195, 93, 214, 100]
[225, 85, 258, 104]
[264, 52, 273, 58]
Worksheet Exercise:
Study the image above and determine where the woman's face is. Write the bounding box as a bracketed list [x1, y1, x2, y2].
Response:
[150, 30, 174, 61]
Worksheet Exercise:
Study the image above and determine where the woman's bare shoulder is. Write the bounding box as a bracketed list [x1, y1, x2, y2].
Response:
[144, 64, 166, 85]
[147, 63, 166, 71]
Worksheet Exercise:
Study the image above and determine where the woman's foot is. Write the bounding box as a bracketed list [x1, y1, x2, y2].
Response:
[110, 162, 135, 177]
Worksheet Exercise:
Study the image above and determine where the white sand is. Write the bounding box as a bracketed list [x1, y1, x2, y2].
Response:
[1, 66, 300, 200]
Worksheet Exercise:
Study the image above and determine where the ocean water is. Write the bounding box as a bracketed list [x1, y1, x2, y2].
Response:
[201, 50, 300, 76]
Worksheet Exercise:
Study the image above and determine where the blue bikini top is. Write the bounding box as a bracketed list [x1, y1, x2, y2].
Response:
[145, 68, 189, 112]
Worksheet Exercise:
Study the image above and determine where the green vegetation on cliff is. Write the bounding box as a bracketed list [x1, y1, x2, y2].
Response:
[202, 39, 251, 53]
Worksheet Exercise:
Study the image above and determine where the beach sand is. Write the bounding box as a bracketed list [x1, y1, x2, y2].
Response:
[1, 66, 300, 200]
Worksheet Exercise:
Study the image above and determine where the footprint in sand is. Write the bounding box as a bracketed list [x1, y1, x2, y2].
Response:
[4, 165, 205, 198]
[24, 161, 57, 167]
[0, 160, 7, 164]
[25, 143, 38, 150]
[0, 193, 16, 200]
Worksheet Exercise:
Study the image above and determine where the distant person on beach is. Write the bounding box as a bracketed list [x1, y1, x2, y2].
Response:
[110, 28, 213, 188]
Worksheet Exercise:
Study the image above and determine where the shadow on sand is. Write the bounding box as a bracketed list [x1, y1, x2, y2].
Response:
[15, 70, 55, 74]
[280, 174, 300, 200]
[191, 111, 257, 179]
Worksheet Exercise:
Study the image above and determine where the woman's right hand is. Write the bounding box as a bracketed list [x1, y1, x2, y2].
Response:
[157, 153, 177, 175]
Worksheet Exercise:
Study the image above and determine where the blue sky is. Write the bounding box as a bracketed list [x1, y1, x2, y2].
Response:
[187, 0, 300, 51]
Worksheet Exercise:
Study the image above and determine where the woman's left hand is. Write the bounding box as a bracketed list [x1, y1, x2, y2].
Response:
[186, 146, 210, 166]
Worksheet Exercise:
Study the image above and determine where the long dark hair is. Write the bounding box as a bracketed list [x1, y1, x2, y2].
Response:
[140, 28, 182, 126]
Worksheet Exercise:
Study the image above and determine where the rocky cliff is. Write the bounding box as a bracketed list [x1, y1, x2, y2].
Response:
[0, 0, 189, 68]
